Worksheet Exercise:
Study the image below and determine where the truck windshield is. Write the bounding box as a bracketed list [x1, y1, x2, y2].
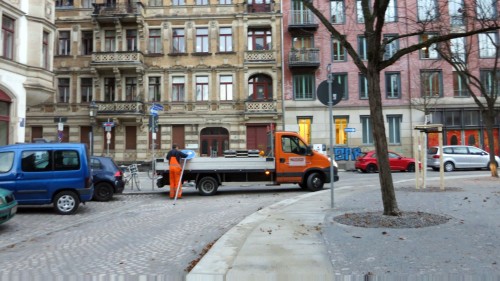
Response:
[281, 136, 307, 155]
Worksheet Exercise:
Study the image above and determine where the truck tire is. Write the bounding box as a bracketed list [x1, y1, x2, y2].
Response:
[197, 177, 218, 196]
[53, 191, 80, 215]
[306, 172, 324, 192]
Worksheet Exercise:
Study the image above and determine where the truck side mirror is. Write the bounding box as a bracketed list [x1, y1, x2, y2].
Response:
[306, 145, 313, 156]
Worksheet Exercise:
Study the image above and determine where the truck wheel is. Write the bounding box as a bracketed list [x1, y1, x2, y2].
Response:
[197, 177, 218, 196]
[306, 172, 324, 192]
[53, 191, 80, 215]
[93, 182, 113, 202]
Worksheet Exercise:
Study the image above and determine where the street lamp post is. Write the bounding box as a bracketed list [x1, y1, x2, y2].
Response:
[89, 101, 98, 156]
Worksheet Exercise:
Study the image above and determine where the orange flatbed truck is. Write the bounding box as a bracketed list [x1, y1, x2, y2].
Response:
[155, 131, 339, 196]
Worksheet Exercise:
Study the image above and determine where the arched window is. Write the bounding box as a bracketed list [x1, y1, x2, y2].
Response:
[248, 75, 272, 101]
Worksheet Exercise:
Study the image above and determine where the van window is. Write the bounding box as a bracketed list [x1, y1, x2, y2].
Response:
[427, 147, 438, 154]
[22, 151, 51, 172]
[443, 147, 453, 154]
[0, 152, 14, 173]
[54, 150, 80, 171]
[452, 147, 468, 154]
[468, 147, 485, 155]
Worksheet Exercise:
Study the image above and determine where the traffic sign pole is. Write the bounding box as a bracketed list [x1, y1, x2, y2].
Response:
[327, 64, 335, 209]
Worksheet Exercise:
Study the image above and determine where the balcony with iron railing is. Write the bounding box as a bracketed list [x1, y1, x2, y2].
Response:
[92, 2, 144, 23]
[288, 48, 320, 68]
[288, 10, 318, 31]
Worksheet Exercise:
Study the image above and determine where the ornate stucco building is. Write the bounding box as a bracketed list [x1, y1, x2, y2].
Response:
[25, 0, 283, 163]
[0, 0, 55, 145]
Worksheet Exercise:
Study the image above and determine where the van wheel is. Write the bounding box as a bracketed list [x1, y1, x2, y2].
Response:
[306, 172, 324, 192]
[93, 182, 113, 202]
[444, 161, 455, 172]
[197, 177, 218, 196]
[54, 191, 80, 215]
[366, 164, 378, 173]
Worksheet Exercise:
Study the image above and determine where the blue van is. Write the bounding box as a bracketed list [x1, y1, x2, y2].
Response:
[0, 143, 94, 215]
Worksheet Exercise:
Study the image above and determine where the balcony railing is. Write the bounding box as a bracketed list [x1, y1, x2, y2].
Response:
[288, 48, 320, 67]
[92, 51, 144, 64]
[245, 100, 277, 113]
[92, 2, 144, 16]
[245, 50, 275, 62]
[288, 10, 316, 25]
[95, 101, 145, 115]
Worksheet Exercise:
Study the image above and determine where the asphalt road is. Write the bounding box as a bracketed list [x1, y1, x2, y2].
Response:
[0, 169, 482, 280]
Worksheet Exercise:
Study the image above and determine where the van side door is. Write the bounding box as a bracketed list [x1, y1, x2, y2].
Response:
[16, 150, 54, 204]
[275, 135, 311, 183]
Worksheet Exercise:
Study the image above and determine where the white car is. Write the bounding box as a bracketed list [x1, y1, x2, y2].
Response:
[427, 145, 500, 172]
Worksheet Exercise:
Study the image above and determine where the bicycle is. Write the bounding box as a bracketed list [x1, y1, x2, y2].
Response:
[121, 163, 141, 191]
[147, 160, 159, 180]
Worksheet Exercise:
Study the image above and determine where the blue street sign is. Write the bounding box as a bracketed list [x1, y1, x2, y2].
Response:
[150, 109, 158, 116]
[181, 150, 196, 160]
[344, 127, 356, 133]
[102, 122, 114, 128]
[151, 103, 164, 111]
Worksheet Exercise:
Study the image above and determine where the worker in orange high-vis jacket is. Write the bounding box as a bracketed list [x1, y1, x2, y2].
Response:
[166, 144, 188, 199]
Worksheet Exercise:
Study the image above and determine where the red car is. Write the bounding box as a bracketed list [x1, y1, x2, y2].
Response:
[355, 151, 417, 173]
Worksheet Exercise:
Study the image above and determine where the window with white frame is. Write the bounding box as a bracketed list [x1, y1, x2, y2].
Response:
[58, 78, 70, 103]
[383, 34, 399, 60]
[172, 76, 185, 101]
[359, 74, 368, 99]
[219, 0, 231, 4]
[333, 73, 348, 100]
[149, 0, 162, 6]
[104, 30, 116, 52]
[385, 72, 401, 98]
[148, 29, 162, 54]
[2, 15, 15, 60]
[330, 0, 345, 24]
[418, 0, 438, 21]
[172, 29, 185, 53]
[196, 28, 209, 53]
[421, 70, 442, 97]
[196, 0, 208, 4]
[480, 69, 499, 97]
[453, 72, 469, 97]
[361, 115, 373, 144]
[81, 78, 93, 102]
[387, 115, 401, 144]
[172, 0, 185, 5]
[478, 32, 498, 58]
[385, 0, 397, 22]
[219, 27, 233, 52]
[476, 0, 497, 19]
[196, 76, 209, 101]
[449, 0, 464, 25]
[149, 77, 161, 101]
[247, 29, 272, 50]
[125, 77, 137, 101]
[219, 75, 233, 101]
[356, 0, 365, 23]
[332, 37, 346, 61]
[358, 35, 367, 60]
[450, 37, 466, 62]
[58, 31, 71, 55]
[293, 74, 315, 100]
[420, 33, 438, 59]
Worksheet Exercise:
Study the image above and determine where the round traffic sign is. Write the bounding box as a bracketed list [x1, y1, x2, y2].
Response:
[106, 132, 111, 140]
[317, 80, 343, 106]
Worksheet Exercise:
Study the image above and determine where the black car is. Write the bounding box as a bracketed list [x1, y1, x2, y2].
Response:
[90, 156, 125, 201]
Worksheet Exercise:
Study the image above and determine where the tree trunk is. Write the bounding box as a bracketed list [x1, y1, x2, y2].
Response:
[366, 66, 401, 216]
[483, 111, 499, 178]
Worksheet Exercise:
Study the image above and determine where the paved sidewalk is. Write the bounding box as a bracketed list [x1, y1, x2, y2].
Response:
[186, 174, 500, 281]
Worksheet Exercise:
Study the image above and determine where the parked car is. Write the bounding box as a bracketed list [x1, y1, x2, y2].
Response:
[0, 188, 17, 225]
[427, 145, 500, 172]
[0, 143, 93, 215]
[355, 150, 417, 173]
[90, 156, 125, 201]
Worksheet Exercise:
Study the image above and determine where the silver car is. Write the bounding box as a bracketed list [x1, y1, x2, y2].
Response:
[427, 145, 500, 172]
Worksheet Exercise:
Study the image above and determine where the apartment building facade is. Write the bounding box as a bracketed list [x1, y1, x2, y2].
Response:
[0, 0, 55, 145]
[25, 0, 283, 162]
[282, 0, 500, 162]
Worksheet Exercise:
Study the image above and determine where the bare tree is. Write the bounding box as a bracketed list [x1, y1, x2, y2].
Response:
[301, 0, 500, 215]
[436, 32, 499, 177]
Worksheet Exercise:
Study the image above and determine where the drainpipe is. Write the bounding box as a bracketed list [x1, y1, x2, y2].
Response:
[280, 0, 286, 131]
